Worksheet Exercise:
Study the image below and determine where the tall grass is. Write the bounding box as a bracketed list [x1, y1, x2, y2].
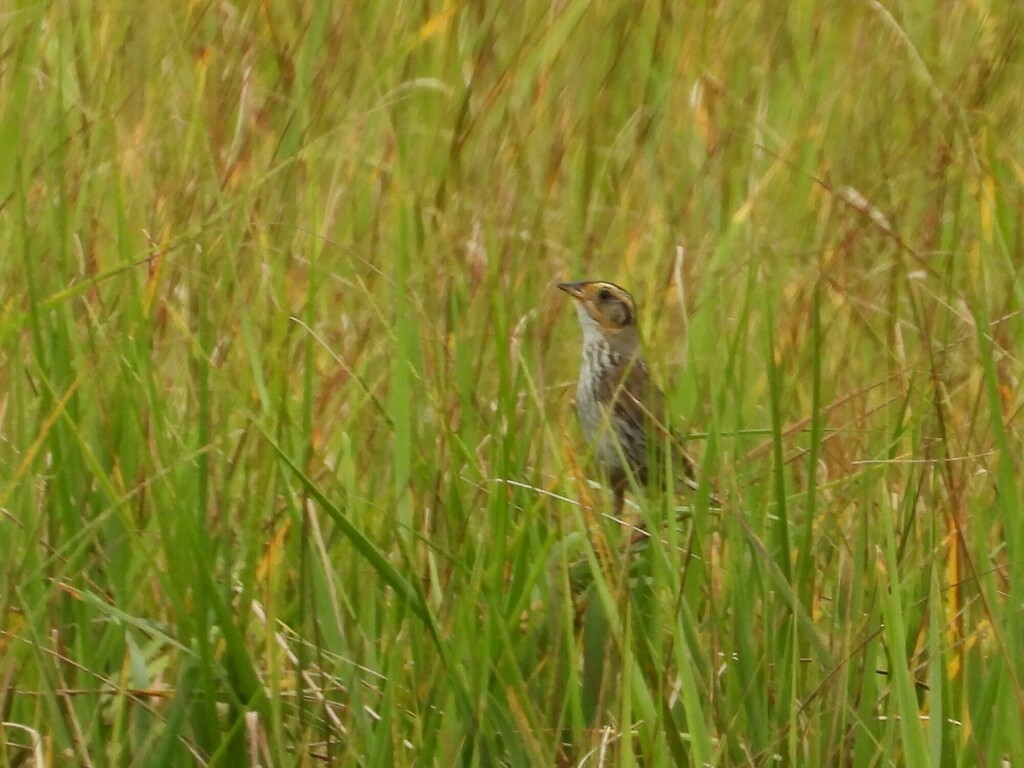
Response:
[1, 1, 1022, 765]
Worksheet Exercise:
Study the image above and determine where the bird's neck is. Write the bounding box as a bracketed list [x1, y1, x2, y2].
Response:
[581, 329, 645, 371]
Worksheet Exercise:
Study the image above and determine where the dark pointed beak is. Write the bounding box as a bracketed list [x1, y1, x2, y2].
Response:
[557, 281, 588, 300]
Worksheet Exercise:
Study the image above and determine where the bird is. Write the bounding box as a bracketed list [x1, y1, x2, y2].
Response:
[558, 280, 712, 524]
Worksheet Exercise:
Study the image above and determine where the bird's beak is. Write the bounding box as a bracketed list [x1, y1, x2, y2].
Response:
[557, 282, 588, 301]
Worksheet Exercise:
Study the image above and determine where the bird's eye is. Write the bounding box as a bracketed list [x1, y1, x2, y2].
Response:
[598, 288, 612, 301]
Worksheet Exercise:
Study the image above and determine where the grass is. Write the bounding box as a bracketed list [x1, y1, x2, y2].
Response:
[1, 1, 1023, 765]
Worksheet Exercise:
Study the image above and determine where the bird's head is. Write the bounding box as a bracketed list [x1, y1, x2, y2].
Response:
[558, 280, 639, 348]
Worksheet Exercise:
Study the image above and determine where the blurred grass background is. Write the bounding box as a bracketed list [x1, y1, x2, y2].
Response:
[1, 1, 1022, 765]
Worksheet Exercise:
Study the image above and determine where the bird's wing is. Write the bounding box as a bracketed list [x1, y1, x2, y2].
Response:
[601, 356, 701, 488]
[604, 356, 664, 433]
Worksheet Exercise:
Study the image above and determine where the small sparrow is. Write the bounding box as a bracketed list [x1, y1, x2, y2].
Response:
[559, 280, 711, 519]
